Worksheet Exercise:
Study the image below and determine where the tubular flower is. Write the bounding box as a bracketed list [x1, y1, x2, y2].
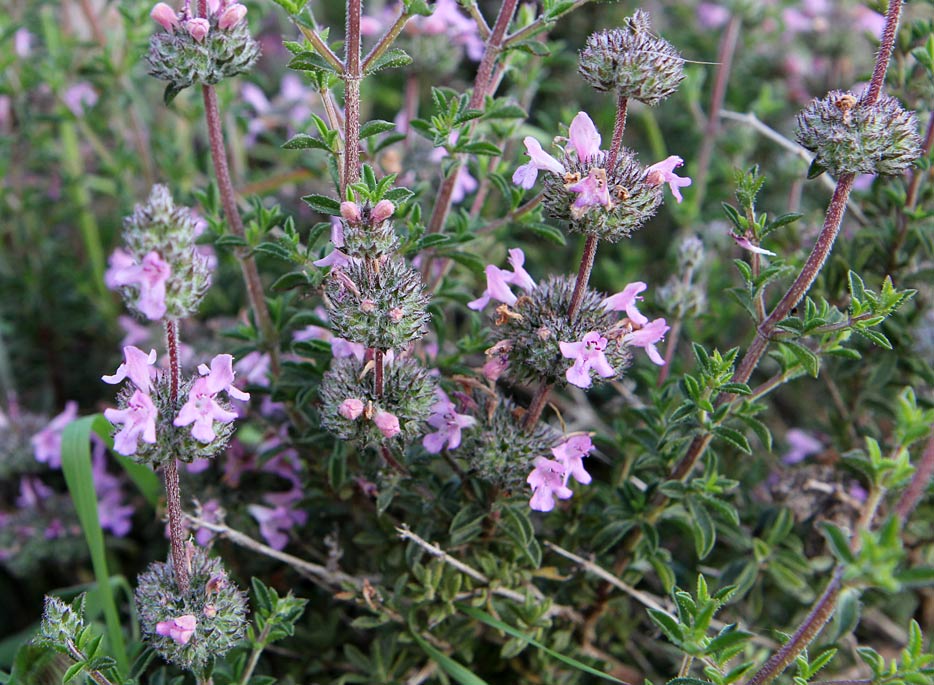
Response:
[527, 457, 573, 512]
[623, 318, 669, 365]
[559, 331, 616, 388]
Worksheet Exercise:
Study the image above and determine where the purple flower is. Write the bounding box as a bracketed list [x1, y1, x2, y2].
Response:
[31, 401, 78, 468]
[623, 318, 669, 366]
[248, 492, 307, 550]
[197, 354, 251, 402]
[102, 346, 158, 393]
[313, 248, 351, 269]
[559, 332, 616, 389]
[645, 156, 692, 203]
[468, 248, 536, 311]
[373, 410, 401, 438]
[567, 168, 612, 216]
[185, 17, 210, 41]
[602, 282, 649, 326]
[696, 2, 730, 29]
[551, 435, 593, 485]
[423, 392, 476, 453]
[174, 377, 238, 443]
[782, 429, 823, 464]
[513, 137, 565, 189]
[568, 111, 602, 163]
[218, 2, 247, 29]
[105, 389, 158, 456]
[527, 457, 573, 512]
[14, 28, 33, 57]
[117, 316, 151, 348]
[234, 351, 271, 389]
[17, 476, 54, 508]
[193, 499, 223, 546]
[156, 615, 197, 645]
[731, 233, 776, 256]
[105, 249, 171, 320]
[63, 82, 98, 118]
[92, 442, 134, 537]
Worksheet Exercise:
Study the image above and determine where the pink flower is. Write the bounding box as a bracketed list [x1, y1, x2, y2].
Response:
[248, 490, 307, 550]
[568, 111, 602, 163]
[234, 351, 270, 388]
[218, 3, 247, 29]
[696, 2, 730, 29]
[527, 457, 573, 512]
[193, 499, 223, 546]
[31, 401, 79, 468]
[185, 17, 210, 41]
[105, 390, 158, 456]
[567, 168, 612, 216]
[373, 410, 401, 438]
[559, 332, 616, 389]
[730, 233, 776, 256]
[423, 393, 476, 453]
[602, 282, 649, 326]
[339, 398, 365, 420]
[156, 615, 197, 645]
[450, 165, 479, 203]
[313, 248, 352, 269]
[551, 435, 593, 485]
[513, 137, 565, 189]
[340, 201, 362, 223]
[150, 2, 180, 31]
[783, 429, 823, 464]
[174, 377, 239, 443]
[105, 249, 171, 320]
[197, 354, 251, 401]
[63, 82, 98, 118]
[623, 318, 669, 366]
[483, 341, 512, 381]
[102, 346, 158, 393]
[645, 156, 692, 203]
[468, 248, 536, 310]
[13, 28, 33, 57]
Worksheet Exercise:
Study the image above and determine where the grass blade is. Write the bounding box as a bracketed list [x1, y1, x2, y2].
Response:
[408, 619, 490, 685]
[61, 415, 129, 675]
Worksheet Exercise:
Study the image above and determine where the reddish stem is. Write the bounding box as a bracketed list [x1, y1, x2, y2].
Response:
[374, 349, 384, 398]
[895, 431, 934, 521]
[567, 235, 599, 323]
[343, 0, 362, 191]
[164, 320, 190, 594]
[522, 384, 552, 430]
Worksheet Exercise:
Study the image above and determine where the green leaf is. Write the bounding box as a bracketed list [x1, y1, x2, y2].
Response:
[648, 608, 685, 645]
[365, 48, 413, 74]
[359, 120, 398, 139]
[687, 498, 716, 559]
[301, 194, 342, 215]
[282, 133, 333, 152]
[458, 141, 502, 156]
[163, 83, 185, 106]
[819, 522, 855, 564]
[806, 158, 826, 179]
[458, 605, 624, 682]
[713, 426, 752, 454]
[61, 417, 128, 675]
[62, 662, 86, 683]
[705, 627, 753, 655]
[408, 624, 490, 685]
[525, 222, 567, 246]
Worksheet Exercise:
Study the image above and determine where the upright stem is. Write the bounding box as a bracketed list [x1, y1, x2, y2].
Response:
[693, 14, 741, 207]
[343, 0, 362, 192]
[522, 384, 552, 430]
[605, 94, 628, 172]
[164, 320, 190, 594]
[425, 0, 520, 236]
[201, 85, 280, 376]
[863, 0, 903, 105]
[566, 236, 599, 323]
[374, 349, 384, 398]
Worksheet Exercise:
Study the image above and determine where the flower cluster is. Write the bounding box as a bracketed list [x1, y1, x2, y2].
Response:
[514, 112, 690, 240]
[147, 0, 260, 101]
[103, 346, 248, 464]
[105, 185, 212, 321]
[136, 546, 247, 675]
[474, 250, 668, 388]
[527, 434, 595, 512]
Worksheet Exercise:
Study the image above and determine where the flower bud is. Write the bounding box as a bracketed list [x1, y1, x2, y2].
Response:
[370, 199, 395, 224]
[151, 2, 180, 31]
[373, 411, 401, 438]
[339, 398, 365, 420]
[340, 201, 362, 223]
[185, 18, 210, 42]
[217, 3, 247, 29]
[796, 90, 921, 176]
[578, 10, 685, 105]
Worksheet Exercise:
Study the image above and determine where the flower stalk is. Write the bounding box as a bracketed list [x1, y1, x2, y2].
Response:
[163, 319, 190, 594]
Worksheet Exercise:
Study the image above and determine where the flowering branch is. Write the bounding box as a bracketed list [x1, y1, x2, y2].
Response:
[343, 0, 362, 192]
[163, 320, 190, 594]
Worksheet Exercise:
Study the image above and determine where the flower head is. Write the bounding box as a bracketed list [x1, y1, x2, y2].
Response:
[31, 401, 79, 468]
[527, 457, 573, 512]
[623, 318, 669, 365]
[174, 377, 239, 443]
[105, 390, 158, 456]
[559, 331, 616, 388]
[102, 346, 158, 393]
[645, 156, 692, 203]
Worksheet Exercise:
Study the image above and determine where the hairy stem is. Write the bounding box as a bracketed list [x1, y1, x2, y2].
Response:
[343, 0, 362, 192]
[362, 7, 411, 72]
[744, 568, 843, 685]
[163, 320, 190, 594]
[522, 384, 552, 430]
[693, 13, 740, 207]
[65, 640, 115, 685]
[201, 84, 280, 375]
[567, 235, 599, 323]
[895, 430, 934, 521]
[238, 622, 272, 685]
[424, 0, 520, 236]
